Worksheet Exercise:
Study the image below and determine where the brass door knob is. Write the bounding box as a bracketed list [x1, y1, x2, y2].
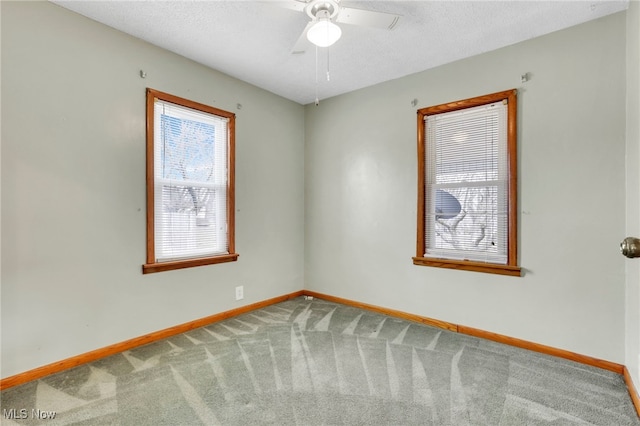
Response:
[621, 237, 640, 258]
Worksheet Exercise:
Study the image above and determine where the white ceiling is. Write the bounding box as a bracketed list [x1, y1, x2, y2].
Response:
[50, 0, 629, 105]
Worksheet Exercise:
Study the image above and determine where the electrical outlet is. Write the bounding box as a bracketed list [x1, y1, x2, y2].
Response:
[235, 286, 244, 301]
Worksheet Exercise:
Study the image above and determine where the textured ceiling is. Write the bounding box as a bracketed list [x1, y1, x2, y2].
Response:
[50, 1, 629, 105]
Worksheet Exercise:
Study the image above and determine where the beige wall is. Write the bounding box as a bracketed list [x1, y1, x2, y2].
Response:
[1, 1, 637, 380]
[626, 0, 640, 388]
[305, 12, 628, 363]
[1, 2, 305, 377]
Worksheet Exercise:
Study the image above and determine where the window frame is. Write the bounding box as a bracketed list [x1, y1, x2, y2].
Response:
[413, 89, 521, 277]
[143, 88, 238, 274]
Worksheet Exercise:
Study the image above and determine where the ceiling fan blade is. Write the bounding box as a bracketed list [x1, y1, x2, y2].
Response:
[291, 21, 313, 54]
[336, 6, 400, 30]
[275, 0, 308, 13]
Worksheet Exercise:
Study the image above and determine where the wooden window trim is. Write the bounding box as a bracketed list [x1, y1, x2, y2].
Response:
[414, 89, 521, 276]
[143, 88, 238, 274]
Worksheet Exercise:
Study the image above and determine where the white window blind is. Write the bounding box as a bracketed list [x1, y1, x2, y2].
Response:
[153, 99, 229, 262]
[424, 101, 508, 264]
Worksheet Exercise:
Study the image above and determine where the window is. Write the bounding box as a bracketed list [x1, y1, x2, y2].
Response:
[413, 90, 520, 276]
[143, 89, 238, 274]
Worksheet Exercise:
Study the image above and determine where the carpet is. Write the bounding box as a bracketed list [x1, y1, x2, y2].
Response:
[1, 296, 638, 425]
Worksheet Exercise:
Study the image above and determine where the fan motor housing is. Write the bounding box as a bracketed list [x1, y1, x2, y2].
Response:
[306, 0, 340, 20]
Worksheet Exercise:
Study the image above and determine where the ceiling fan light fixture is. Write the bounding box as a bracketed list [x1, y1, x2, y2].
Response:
[306, 17, 342, 47]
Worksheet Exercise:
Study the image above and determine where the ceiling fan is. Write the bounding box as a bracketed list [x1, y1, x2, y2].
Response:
[280, 0, 402, 54]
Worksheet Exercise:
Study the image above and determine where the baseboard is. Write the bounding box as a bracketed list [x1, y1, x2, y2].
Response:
[302, 290, 624, 374]
[624, 366, 640, 417]
[459, 325, 623, 374]
[0, 290, 304, 391]
[302, 290, 458, 332]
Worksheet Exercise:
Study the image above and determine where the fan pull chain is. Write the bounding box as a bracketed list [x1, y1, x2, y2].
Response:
[315, 45, 319, 106]
[326, 47, 331, 82]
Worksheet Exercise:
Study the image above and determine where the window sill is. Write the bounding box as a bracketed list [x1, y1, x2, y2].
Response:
[412, 256, 521, 277]
[143, 253, 239, 274]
